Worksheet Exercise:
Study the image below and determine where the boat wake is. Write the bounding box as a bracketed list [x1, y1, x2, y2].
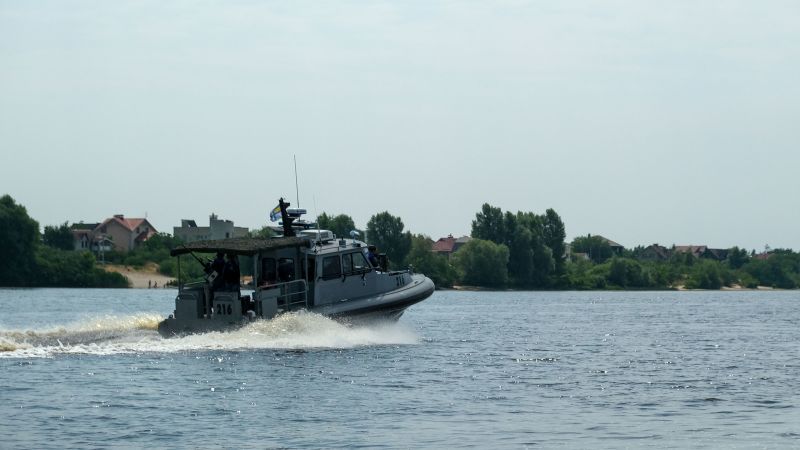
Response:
[0, 311, 419, 358]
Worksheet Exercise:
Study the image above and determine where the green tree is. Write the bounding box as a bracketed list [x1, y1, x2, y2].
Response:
[366, 212, 412, 268]
[252, 226, 277, 239]
[571, 235, 613, 264]
[726, 246, 749, 270]
[453, 238, 509, 287]
[517, 212, 555, 286]
[736, 270, 759, 289]
[685, 259, 726, 289]
[141, 232, 183, 251]
[0, 195, 131, 288]
[35, 246, 128, 288]
[318, 212, 358, 239]
[506, 224, 534, 286]
[531, 237, 555, 286]
[0, 195, 40, 286]
[566, 258, 607, 289]
[119, 232, 179, 269]
[471, 203, 505, 244]
[405, 234, 458, 287]
[43, 222, 74, 250]
[607, 257, 651, 288]
[542, 208, 567, 275]
[469, 204, 565, 288]
[645, 261, 681, 288]
[670, 250, 696, 267]
[742, 253, 798, 289]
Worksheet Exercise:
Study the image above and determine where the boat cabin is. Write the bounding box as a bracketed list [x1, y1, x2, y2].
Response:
[165, 233, 413, 333]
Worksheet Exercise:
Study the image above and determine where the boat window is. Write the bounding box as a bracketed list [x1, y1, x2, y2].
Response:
[278, 258, 295, 282]
[342, 252, 370, 275]
[322, 255, 341, 278]
[342, 253, 353, 274]
[305, 258, 316, 282]
[261, 258, 277, 285]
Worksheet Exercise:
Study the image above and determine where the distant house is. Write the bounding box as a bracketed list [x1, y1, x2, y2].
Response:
[97, 215, 157, 252]
[571, 252, 591, 262]
[71, 215, 157, 253]
[702, 248, 729, 261]
[673, 245, 708, 259]
[673, 245, 728, 261]
[432, 234, 471, 258]
[564, 243, 588, 262]
[454, 236, 471, 252]
[640, 244, 670, 261]
[594, 235, 625, 255]
[173, 213, 249, 242]
[71, 222, 99, 251]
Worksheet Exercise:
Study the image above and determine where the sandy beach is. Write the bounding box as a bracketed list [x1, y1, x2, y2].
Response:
[103, 263, 175, 289]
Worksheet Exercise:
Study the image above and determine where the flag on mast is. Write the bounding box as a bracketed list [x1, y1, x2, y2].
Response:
[269, 204, 281, 222]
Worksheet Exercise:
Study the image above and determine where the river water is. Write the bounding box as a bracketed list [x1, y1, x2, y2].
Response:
[1, 288, 798, 448]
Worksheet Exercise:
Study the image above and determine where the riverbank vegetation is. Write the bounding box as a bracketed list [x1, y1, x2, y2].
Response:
[361, 203, 800, 291]
[0, 195, 128, 288]
[3, 193, 799, 290]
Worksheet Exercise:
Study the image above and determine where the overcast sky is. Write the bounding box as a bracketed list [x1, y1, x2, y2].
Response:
[2, 1, 798, 251]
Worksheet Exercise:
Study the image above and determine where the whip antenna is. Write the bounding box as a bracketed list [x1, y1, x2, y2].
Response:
[294, 154, 300, 207]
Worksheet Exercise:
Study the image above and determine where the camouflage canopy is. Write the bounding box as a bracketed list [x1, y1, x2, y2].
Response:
[170, 236, 308, 257]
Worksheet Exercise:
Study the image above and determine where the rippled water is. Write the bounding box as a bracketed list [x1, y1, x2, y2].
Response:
[1, 288, 799, 448]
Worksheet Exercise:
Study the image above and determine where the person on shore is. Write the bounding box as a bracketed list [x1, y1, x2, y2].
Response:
[148, 280, 152, 289]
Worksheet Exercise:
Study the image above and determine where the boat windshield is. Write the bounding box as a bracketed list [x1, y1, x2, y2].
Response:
[342, 251, 371, 274]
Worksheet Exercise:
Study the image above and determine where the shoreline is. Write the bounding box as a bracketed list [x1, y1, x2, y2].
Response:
[102, 264, 175, 289]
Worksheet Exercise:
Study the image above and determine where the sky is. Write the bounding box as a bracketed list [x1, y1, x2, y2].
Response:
[1, 0, 799, 251]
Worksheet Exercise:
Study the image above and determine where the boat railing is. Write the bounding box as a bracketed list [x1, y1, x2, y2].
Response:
[259, 279, 308, 311]
[182, 280, 206, 290]
[387, 269, 410, 276]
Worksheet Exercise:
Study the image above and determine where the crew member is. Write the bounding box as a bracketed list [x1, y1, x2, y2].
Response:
[223, 253, 241, 291]
[367, 245, 379, 268]
[208, 251, 225, 290]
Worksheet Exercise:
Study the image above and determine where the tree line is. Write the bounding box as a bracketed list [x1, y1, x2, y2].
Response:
[0, 195, 128, 287]
[3, 193, 799, 290]
[317, 204, 569, 289]
[565, 243, 800, 290]
[333, 203, 800, 290]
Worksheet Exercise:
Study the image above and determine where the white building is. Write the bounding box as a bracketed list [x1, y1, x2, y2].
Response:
[173, 214, 249, 242]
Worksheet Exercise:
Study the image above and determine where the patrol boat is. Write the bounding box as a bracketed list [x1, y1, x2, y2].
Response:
[157, 199, 435, 336]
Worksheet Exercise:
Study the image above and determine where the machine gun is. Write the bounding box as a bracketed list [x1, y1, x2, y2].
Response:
[182, 246, 219, 284]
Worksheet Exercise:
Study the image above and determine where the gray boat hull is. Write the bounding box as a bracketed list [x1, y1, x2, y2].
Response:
[157, 274, 434, 337]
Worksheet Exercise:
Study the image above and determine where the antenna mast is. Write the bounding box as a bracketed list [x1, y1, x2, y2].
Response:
[293, 154, 300, 207]
[314, 195, 321, 249]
